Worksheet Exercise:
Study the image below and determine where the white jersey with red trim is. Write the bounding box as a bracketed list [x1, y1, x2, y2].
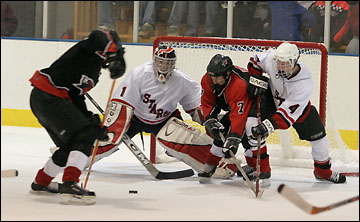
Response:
[112, 61, 201, 124]
[249, 49, 313, 128]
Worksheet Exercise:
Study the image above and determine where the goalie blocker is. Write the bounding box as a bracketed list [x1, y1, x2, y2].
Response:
[156, 117, 238, 179]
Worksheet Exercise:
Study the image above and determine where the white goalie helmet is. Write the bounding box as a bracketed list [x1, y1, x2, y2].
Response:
[273, 42, 300, 79]
[153, 46, 176, 82]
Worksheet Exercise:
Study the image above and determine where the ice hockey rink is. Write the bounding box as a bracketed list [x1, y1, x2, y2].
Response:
[1, 125, 359, 221]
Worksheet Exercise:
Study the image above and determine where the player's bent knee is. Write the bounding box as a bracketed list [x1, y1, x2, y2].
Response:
[52, 148, 70, 167]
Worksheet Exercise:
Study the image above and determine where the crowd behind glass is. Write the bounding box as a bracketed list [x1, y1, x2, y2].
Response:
[1, 1, 358, 54]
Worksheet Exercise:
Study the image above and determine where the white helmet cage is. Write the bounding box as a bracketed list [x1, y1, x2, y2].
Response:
[153, 46, 176, 82]
[273, 42, 300, 79]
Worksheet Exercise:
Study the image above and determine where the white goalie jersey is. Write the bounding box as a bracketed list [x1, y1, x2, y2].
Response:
[251, 49, 314, 128]
[112, 61, 201, 124]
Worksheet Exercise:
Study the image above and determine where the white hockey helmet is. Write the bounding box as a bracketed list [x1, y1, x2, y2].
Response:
[273, 42, 300, 79]
[153, 46, 176, 82]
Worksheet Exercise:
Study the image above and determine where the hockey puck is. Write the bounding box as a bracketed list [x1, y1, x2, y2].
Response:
[129, 190, 138, 194]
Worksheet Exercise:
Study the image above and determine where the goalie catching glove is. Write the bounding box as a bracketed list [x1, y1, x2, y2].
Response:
[247, 73, 270, 97]
[222, 132, 241, 158]
[251, 118, 277, 139]
[203, 117, 225, 141]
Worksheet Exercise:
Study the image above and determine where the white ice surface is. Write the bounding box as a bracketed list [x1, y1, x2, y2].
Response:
[1, 126, 359, 221]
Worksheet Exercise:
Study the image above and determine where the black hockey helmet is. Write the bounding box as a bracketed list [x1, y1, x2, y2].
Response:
[206, 54, 233, 78]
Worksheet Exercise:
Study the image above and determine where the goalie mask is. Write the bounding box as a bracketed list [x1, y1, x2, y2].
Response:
[273, 42, 300, 79]
[206, 54, 233, 94]
[153, 46, 176, 82]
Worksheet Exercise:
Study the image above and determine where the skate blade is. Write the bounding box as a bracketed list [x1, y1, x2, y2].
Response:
[260, 179, 271, 187]
[60, 194, 96, 205]
[29, 190, 58, 196]
[199, 177, 212, 184]
[244, 179, 271, 188]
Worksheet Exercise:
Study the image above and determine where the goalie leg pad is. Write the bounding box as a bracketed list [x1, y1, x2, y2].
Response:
[156, 117, 214, 172]
[157, 138, 211, 172]
[104, 100, 134, 145]
[92, 100, 133, 160]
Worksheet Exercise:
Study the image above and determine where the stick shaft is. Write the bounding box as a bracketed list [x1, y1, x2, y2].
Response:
[255, 96, 261, 197]
[84, 80, 116, 188]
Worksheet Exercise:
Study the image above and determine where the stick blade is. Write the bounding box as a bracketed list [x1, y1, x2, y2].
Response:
[1, 169, 18, 178]
[277, 184, 314, 214]
[155, 169, 194, 180]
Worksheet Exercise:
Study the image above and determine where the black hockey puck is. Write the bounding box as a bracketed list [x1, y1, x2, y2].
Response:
[129, 190, 138, 194]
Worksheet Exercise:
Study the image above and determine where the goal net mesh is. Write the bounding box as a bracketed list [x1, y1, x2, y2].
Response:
[152, 37, 358, 173]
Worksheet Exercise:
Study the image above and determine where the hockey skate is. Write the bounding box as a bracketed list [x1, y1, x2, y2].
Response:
[198, 164, 217, 184]
[30, 181, 61, 194]
[314, 170, 346, 183]
[237, 165, 271, 187]
[59, 181, 96, 205]
[314, 159, 346, 183]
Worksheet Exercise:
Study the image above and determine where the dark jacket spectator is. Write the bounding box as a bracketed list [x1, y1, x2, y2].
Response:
[1, 2, 18, 36]
[309, 1, 352, 49]
[268, 1, 316, 41]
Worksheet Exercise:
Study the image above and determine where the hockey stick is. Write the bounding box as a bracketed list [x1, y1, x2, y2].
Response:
[255, 95, 261, 197]
[85, 93, 194, 180]
[278, 184, 359, 214]
[219, 133, 263, 197]
[1, 169, 18, 178]
[84, 80, 117, 188]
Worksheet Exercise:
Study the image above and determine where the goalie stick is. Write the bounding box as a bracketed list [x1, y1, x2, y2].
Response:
[85, 93, 194, 180]
[1, 169, 18, 178]
[278, 184, 359, 214]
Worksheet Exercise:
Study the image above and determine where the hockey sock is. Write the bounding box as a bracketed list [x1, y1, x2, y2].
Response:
[313, 159, 332, 179]
[252, 146, 271, 173]
[62, 166, 82, 183]
[35, 168, 55, 186]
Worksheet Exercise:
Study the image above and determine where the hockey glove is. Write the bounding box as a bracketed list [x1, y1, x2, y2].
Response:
[97, 126, 110, 141]
[203, 118, 225, 141]
[222, 132, 241, 158]
[103, 31, 126, 79]
[247, 73, 269, 97]
[251, 119, 276, 139]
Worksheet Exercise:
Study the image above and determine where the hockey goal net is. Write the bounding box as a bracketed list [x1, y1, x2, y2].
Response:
[150, 36, 358, 173]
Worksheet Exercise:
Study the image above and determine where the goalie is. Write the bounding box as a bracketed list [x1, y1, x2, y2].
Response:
[91, 46, 203, 166]
[91, 46, 239, 180]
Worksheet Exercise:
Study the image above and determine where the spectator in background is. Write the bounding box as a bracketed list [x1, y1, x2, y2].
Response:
[167, 1, 201, 36]
[308, 1, 352, 51]
[99, 1, 117, 30]
[213, 1, 270, 39]
[167, 1, 218, 37]
[345, 1, 359, 55]
[268, 1, 316, 41]
[138, 1, 159, 38]
[1, 1, 18, 36]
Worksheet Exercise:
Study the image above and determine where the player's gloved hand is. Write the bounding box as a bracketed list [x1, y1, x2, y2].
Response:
[97, 126, 110, 141]
[103, 30, 126, 79]
[203, 117, 225, 141]
[222, 133, 241, 158]
[247, 73, 269, 97]
[251, 119, 276, 139]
